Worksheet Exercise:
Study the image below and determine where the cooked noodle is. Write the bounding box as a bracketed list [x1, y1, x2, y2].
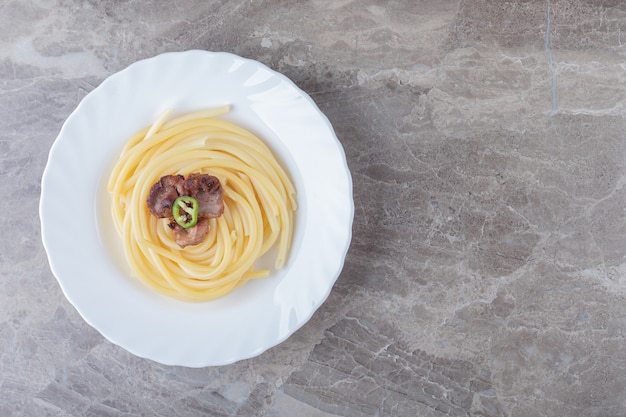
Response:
[107, 106, 296, 301]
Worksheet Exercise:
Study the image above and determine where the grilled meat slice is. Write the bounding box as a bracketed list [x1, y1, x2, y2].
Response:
[146, 174, 185, 218]
[183, 173, 224, 218]
[168, 217, 211, 248]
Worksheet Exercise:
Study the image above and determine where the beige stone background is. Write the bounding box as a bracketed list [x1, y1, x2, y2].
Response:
[1, 0, 626, 416]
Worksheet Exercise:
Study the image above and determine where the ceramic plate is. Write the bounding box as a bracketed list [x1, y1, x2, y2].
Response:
[40, 50, 353, 367]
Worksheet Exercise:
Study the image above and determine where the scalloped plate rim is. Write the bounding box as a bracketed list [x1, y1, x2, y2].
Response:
[39, 50, 354, 367]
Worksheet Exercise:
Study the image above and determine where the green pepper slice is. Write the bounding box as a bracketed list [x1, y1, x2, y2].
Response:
[172, 196, 199, 229]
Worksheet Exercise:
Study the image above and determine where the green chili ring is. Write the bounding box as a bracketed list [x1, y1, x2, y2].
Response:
[172, 196, 199, 229]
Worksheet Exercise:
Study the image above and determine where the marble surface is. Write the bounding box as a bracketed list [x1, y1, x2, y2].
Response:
[2, 0, 626, 416]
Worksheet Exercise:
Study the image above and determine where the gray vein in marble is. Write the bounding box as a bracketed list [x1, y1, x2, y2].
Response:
[544, 0, 558, 115]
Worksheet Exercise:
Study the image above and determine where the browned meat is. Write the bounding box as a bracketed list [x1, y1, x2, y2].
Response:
[183, 173, 224, 218]
[169, 217, 210, 248]
[146, 174, 185, 218]
[148, 173, 224, 248]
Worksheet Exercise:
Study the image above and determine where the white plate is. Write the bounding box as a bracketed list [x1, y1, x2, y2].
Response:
[40, 51, 353, 367]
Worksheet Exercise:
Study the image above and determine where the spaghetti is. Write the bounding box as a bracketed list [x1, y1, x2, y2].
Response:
[107, 106, 297, 301]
